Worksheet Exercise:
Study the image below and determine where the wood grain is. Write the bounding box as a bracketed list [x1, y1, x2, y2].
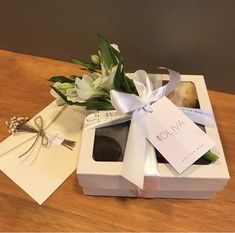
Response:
[0, 49, 234, 232]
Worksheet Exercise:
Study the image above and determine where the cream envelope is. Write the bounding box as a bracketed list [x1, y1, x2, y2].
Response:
[0, 101, 85, 204]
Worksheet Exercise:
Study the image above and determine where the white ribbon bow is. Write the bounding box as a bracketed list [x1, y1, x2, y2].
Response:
[111, 68, 181, 114]
[110, 68, 181, 189]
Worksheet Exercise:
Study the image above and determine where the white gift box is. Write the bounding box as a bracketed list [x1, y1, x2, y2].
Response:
[77, 74, 230, 199]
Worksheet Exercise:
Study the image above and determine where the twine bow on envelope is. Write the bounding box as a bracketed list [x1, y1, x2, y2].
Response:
[17, 115, 76, 159]
[110, 67, 181, 189]
[0, 105, 76, 164]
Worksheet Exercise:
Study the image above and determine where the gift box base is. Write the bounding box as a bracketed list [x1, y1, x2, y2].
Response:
[77, 75, 230, 199]
[82, 187, 215, 199]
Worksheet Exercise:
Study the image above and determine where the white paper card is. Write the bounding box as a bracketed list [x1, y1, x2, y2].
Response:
[146, 97, 215, 174]
[0, 101, 85, 204]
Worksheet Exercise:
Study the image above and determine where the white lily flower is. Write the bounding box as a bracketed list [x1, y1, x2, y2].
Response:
[75, 75, 107, 100]
[92, 65, 117, 91]
[101, 65, 118, 91]
[50, 82, 83, 104]
[66, 88, 83, 103]
[91, 72, 102, 88]
[101, 62, 108, 77]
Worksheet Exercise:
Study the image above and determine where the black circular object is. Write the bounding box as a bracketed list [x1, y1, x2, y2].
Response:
[93, 135, 122, 161]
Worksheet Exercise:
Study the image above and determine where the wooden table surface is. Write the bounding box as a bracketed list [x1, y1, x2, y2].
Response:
[0, 49, 234, 232]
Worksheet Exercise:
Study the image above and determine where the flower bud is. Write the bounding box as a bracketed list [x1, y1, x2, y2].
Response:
[91, 55, 100, 65]
[58, 83, 74, 91]
[111, 44, 120, 52]
[66, 88, 78, 98]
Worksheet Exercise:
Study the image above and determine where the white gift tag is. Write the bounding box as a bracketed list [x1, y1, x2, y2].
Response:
[146, 96, 215, 174]
[45, 131, 65, 147]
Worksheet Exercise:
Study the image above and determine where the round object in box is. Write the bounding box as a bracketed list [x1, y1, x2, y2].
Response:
[93, 135, 122, 161]
[167, 81, 199, 108]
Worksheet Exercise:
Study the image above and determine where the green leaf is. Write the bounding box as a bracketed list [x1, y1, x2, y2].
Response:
[113, 64, 137, 94]
[86, 101, 114, 110]
[203, 151, 219, 162]
[71, 57, 86, 66]
[97, 33, 118, 70]
[120, 68, 133, 93]
[113, 64, 123, 91]
[86, 96, 110, 103]
[49, 76, 75, 83]
[72, 57, 101, 71]
[111, 46, 124, 64]
[84, 96, 114, 110]
[70, 75, 80, 80]
[125, 75, 138, 95]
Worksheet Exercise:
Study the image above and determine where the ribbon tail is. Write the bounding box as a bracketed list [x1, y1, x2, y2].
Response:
[121, 109, 147, 189]
[179, 107, 216, 128]
[163, 68, 181, 95]
[153, 67, 181, 99]
[137, 140, 160, 198]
